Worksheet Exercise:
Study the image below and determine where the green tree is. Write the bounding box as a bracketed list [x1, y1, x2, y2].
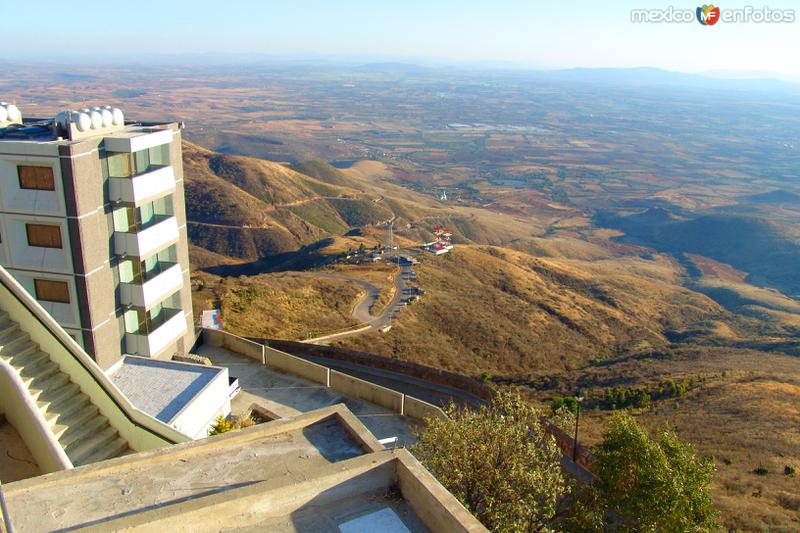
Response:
[570, 412, 717, 532]
[412, 391, 567, 531]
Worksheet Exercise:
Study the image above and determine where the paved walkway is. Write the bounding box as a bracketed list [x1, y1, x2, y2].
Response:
[0, 422, 39, 483]
[195, 345, 419, 446]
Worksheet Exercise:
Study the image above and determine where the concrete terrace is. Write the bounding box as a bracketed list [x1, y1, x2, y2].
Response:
[194, 344, 419, 446]
[0, 420, 39, 482]
[2, 406, 483, 532]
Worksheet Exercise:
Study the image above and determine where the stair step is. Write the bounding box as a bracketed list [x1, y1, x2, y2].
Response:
[19, 360, 59, 380]
[0, 344, 38, 365]
[26, 369, 70, 394]
[52, 404, 100, 440]
[36, 382, 81, 408]
[9, 350, 51, 371]
[0, 331, 32, 353]
[56, 410, 106, 447]
[29, 378, 77, 403]
[73, 437, 129, 467]
[43, 394, 91, 427]
[0, 322, 19, 339]
[67, 424, 119, 464]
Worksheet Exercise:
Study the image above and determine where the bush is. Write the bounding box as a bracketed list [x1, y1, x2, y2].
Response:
[413, 391, 568, 531]
[552, 395, 579, 416]
[209, 414, 256, 436]
[565, 413, 718, 531]
[209, 415, 235, 435]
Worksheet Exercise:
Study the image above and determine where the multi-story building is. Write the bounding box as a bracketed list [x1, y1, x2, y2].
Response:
[0, 102, 194, 369]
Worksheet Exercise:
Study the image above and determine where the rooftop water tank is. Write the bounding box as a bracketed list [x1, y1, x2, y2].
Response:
[112, 108, 124, 125]
[1, 103, 21, 123]
[89, 110, 103, 129]
[101, 108, 114, 127]
[75, 112, 92, 132]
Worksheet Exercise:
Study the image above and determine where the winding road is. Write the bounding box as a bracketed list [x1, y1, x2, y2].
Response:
[307, 256, 415, 343]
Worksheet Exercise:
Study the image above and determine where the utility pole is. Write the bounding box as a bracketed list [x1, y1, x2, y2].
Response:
[572, 391, 585, 463]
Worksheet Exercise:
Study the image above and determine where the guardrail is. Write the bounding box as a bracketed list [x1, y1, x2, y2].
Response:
[202, 329, 445, 421]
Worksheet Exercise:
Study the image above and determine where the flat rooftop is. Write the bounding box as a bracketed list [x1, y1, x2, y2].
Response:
[1, 406, 484, 532]
[108, 356, 225, 424]
[0, 117, 174, 143]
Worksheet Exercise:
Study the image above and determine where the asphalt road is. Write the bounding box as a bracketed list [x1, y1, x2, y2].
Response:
[307, 255, 416, 343]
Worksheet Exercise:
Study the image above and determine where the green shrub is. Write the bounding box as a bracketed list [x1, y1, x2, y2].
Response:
[209, 414, 256, 436]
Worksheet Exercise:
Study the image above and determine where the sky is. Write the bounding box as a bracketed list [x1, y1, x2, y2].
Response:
[5, 1, 800, 77]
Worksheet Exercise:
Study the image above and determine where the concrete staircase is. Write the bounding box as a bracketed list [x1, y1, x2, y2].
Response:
[0, 311, 130, 467]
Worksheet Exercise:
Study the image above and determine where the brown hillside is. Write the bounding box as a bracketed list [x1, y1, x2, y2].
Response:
[338, 245, 725, 377]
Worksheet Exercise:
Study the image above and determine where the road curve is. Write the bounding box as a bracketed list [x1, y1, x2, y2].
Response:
[306, 259, 412, 343]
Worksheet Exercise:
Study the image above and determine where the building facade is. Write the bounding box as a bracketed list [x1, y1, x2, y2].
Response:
[0, 102, 194, 369]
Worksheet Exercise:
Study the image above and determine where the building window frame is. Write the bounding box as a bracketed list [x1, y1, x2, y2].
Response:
[34, 279, 71, 304]
[18, 165, 56, 191]
[25, 223, 63, 249]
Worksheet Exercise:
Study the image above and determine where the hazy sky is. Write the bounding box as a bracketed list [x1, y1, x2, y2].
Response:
[6, 1, 799, 76]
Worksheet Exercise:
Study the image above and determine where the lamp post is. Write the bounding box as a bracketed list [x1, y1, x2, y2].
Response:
[572, 391, 585, 463]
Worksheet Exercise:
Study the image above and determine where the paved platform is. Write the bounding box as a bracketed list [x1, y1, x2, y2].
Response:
[1, 408, 380, 532]
[194, 345, 419, 446]
[0, 421, 40, 483]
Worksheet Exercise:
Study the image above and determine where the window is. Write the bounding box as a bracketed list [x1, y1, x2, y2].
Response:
[103, 144, 170, 179]
[34, 279, 70, 303]
[102, 151, 132, 179]
[113, 195, 174, 233]
[18, 166, 55, 191]
[133, 144, 170, 175]
[26, 224, 63, 248]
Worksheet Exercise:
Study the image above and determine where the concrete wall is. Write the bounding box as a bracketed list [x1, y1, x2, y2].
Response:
[265, 346, 329, 386]
[203, 329, 448, 421]
[403, 395, 447, 421]
[266, 339, 597, 473]
[267, 339, 495, 402]
[330, 370, 403, 413]
[395, 449, 488, 532]
[204, 328, 264, 363]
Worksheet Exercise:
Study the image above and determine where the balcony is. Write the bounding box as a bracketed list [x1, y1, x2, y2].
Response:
[109, 165, 175, 206]
[119, 262, 183, 309]
[125, 308, 187, 357]
[114, 216, 179, 258]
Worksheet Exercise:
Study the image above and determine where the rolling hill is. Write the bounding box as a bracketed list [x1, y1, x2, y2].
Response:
[338, 245, 726, 376]
[183, 143, 552, 268]
[182, 142, 395, 264]
[600, 209, 800, 297]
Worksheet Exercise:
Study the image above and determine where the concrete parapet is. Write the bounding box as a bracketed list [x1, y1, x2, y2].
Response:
[330, 370, 404, 413]
[265, 346, 329, 386]
[403, 395, 447, 421]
